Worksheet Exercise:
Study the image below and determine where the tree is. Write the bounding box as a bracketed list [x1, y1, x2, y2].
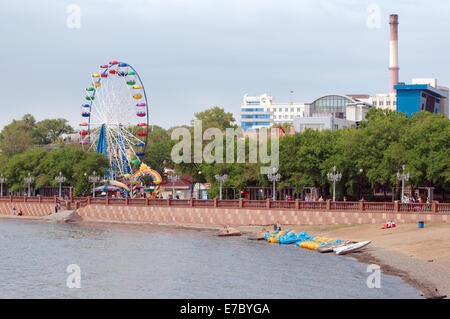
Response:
[0, 114, 40, 157]
[0, 145, 107, 195]
[141, 125, 175, 174]
[194, 106, 236, 130]
[36, 118, 74, 144]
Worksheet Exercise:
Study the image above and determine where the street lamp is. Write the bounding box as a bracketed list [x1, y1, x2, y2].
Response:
[168, 174, 180, 199]
[0, 173, 7, 197]
[55, 171, 67, 199]
[359, 168, 364, 200]
[267, 167, 281, 201]
[215, 174, 228, 200]
[24, 173, 35, 197]
[327, 166, 342, 202]
[397, 165, 410, 202]
[88, 171, 100, 198]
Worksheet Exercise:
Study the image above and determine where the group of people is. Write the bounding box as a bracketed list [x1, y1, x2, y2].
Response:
[301, 195, 325, 202]
[401, 195, 430, 204]
[12, 207, 23, 216]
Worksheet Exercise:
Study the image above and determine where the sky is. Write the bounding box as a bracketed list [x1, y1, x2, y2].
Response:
[0, 0, 449, 130]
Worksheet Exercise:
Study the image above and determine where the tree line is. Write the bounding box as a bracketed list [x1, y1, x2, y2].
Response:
[0, 108, 448, 200]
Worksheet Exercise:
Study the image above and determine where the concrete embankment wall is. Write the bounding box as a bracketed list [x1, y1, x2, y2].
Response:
[1, 200, 448, 226]
[76, 204, 449, 226]
[0, 202, 55, 217]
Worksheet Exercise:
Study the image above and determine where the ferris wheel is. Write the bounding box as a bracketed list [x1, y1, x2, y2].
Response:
[79, 61, 149, 180]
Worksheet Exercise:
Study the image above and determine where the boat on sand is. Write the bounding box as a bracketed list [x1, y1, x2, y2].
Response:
[333, 241, 372, 255]
[316, 240, 351, 253]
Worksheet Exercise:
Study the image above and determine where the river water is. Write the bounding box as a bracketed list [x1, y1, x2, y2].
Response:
[0, 219, 422, 298]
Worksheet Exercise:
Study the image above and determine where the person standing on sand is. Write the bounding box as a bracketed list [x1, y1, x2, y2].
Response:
[12, 207, 16, 215]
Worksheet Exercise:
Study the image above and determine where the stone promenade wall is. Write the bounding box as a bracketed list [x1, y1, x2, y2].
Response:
[76, 204, 449, 226]
[0, 202, 55, 217]
[0, 196, 448, 226]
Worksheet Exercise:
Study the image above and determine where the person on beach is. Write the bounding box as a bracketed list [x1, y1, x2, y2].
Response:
[12, 207, 16, 215]
[273, 221, 281, 231]
[18, 210, 23, 216]
[318, 196, 324, 202]
[54, 205, 58, 214]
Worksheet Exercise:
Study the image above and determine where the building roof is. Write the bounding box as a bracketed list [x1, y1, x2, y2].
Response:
[160, 174, 192, 188]
[394, 84, 448, 98]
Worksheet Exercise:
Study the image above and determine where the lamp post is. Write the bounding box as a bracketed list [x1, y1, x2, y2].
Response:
[24, 173, 35, 197]
[359, 168, 364, 200]
[88, 171, 100, 198]
[0, 173, 6, 197]
[397, 165, 410, 202]
[267, 167, 281, 201]
[327, 166, 342, 202]
[215, 174, 228, 200]
[55, 171, 67, 199]
[168, 174, 180, 199]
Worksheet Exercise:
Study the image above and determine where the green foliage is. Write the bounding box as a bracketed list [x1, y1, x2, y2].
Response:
[0, 146, 107, 194]
[141, 125, 175, 174]
[0, 108, 448, 199]
[36, 118, 74, 144]
[174, 108, 450, 199]
[194, 106, 236, 130]
[0, 114, 75, 158]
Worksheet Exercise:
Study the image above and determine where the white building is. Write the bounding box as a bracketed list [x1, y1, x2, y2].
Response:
[359, 93, 397, 111]
[294, 95, 371, 133]
[240, 94, 305, 131]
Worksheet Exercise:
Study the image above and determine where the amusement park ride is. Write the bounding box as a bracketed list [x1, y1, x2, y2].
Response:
[79, 60, 162, 198]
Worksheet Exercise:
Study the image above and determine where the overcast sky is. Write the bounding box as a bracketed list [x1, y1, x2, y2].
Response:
[1, 0, 449, 130]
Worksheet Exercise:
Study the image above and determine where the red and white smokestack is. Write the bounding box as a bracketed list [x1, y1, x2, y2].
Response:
[389, 14, 399, 94]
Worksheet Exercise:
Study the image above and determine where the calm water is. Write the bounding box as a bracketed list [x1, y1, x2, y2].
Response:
[0, 219, 422, 299]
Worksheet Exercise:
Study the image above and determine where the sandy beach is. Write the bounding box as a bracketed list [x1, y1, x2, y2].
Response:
[238, 222, 450, 298]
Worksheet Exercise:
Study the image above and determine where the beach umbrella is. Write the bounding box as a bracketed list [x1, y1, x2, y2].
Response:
[94, 185, 122, 192]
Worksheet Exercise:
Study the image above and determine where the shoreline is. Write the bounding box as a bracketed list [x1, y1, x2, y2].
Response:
[2, 214, 448, 298]
[270, 223, 450, 299]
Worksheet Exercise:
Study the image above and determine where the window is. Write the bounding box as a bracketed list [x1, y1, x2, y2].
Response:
[386, 101, 391, 105]
[242, 108, 264, 112]
[285, 108, 288, 112]
[297, 108, 301, 112]
[291, 108, 294, 112]
[279, 108, 282, 112]
[373, 101, 377, 106]
[379, 101, 384, 106]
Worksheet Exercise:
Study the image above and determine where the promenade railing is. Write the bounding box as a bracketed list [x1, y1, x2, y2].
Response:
[2, 195, 449, 214]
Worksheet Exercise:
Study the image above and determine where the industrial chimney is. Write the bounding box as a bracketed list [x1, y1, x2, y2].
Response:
[389, 14, 399, 94]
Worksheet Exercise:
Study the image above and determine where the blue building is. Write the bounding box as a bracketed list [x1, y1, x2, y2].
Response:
[394, 84, 448, 117]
